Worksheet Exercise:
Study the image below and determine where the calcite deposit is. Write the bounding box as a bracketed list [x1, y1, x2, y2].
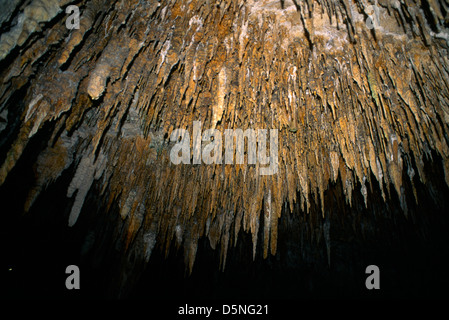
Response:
[1, 0, 449, 296]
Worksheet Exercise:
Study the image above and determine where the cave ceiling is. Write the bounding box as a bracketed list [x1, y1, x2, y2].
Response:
[1, 0, 449, 298]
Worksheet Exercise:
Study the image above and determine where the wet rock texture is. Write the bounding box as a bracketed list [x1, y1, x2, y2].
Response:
[1, 0, 449, 297]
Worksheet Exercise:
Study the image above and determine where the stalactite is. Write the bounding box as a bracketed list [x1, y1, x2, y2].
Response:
[1, 0, 449, 284]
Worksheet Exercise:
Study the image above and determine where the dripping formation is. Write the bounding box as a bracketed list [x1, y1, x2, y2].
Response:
[1, 0, 449, 298]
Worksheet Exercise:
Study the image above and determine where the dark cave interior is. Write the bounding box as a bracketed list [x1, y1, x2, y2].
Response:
[1, 0, 449, 303]
[1, 124, 448, 300]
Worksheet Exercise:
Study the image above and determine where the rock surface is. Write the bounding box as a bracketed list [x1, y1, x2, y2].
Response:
[1, 0, 449, 297]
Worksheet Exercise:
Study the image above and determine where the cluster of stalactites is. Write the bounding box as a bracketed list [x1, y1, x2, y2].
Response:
[0, 0, 449, 274]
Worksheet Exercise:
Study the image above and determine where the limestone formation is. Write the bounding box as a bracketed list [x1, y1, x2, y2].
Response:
[1, 0, 449, 297]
